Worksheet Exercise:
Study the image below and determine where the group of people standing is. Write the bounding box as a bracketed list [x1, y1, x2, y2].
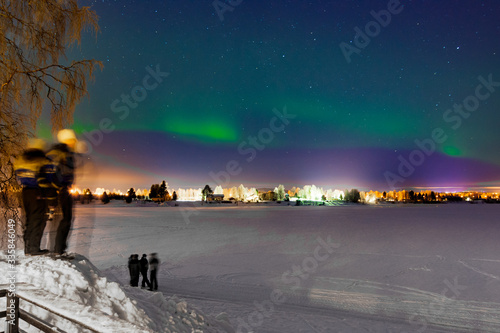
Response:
[14, 129, 80, 256]
[128, 253, 160, 291]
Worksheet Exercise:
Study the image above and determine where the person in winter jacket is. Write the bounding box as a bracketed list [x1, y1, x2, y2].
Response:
[149, 253, 160, 291]
[14, 138, 57, 255]
[128, 254, 140, 287]
[139, 254, 151, 289]
[46, 129, 78, 255]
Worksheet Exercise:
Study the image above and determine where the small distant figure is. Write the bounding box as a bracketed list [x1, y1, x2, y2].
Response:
[128, 254, 140, 287]
[149, 253, 160, 291]
[139, 254, 151, 289]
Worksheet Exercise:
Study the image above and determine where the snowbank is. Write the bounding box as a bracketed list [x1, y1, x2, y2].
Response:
[0, 252, 233, 332]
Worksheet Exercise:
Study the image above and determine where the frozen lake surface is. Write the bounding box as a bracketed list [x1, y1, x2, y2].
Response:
[65, 202, 500, 332]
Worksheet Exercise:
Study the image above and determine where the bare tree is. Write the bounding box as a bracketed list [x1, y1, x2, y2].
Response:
[0, 0, 102, 248]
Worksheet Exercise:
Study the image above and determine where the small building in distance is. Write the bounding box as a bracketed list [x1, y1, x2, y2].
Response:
[207, 194, 224, 202]
[259, 191, 275, 201]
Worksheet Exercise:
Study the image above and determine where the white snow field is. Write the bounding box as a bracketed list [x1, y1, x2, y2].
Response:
[3, 201, 500, 332]
[0, 252, 233, 332]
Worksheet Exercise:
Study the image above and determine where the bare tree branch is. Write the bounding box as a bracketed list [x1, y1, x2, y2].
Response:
[0, 0, 102, 249]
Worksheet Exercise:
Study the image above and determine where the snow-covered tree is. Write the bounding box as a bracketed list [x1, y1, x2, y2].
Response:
[176, 188, 202, 201]
[325, 189, 343, 201]
[274, 184, 285, 201]
[214, 185, 223, 194]
[246, 188, 259, 202]
[237, 184, 247, 201]
[229, 187, 238, 199]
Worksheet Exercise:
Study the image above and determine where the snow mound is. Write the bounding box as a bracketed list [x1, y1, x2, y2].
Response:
[0, 252, 233, 332]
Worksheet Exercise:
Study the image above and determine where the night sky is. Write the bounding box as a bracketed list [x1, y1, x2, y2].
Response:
[40, 0, 500, 191]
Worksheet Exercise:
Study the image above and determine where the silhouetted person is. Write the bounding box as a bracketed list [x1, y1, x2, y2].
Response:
[128, 255, 133, 284]
[149, 253, 159, 291]
[128, 254, 140, 287]
[14, 138, 54, 255]
[139, 254, 151, 289]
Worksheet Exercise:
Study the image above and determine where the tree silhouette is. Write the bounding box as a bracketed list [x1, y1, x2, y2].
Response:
[349, 189, 360, 203]
[0, 0, 102, 248]
[101, 192, 110, 204]
[150, 184, 159, 199]
[158, 181, 167, 200]
[343, 189, 350, 202]
[202, 185, 213, 202]
[126, 188, 136, 203]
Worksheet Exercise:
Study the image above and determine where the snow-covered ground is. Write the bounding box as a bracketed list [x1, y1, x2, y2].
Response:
[0, 252, 232, 332]
[71, 202, 500, 332]
[3, 201, 500, 332]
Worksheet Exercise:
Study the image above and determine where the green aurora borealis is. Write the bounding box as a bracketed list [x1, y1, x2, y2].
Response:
[43, 0, 500, 190]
